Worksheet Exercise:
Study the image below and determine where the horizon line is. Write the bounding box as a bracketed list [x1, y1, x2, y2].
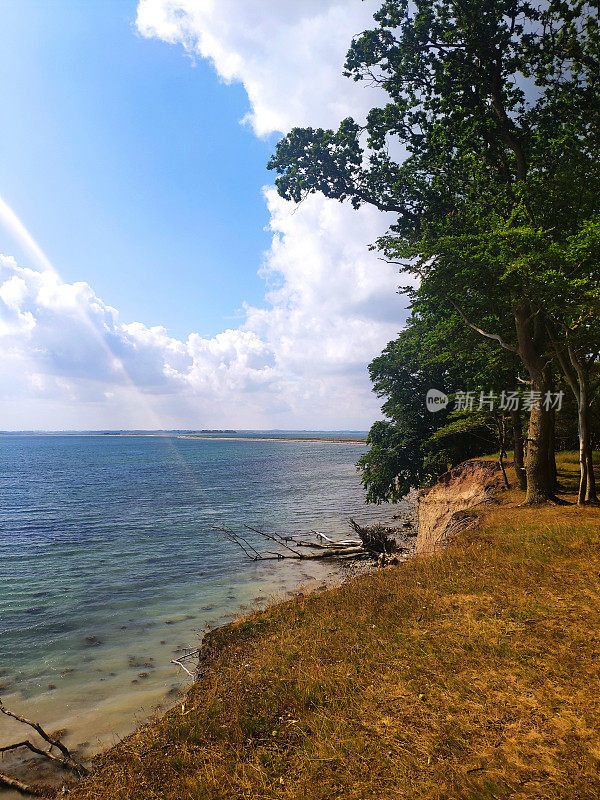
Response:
[0, 428, 369, 434]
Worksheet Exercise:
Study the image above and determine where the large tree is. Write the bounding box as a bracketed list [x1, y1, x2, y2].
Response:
[269, 0, 600, 503]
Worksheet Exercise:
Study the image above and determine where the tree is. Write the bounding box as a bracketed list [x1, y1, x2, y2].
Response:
[357, 316, 452, 502]
[546, 220, 600, 502]
[357, 307, 522, 502]
[269, 0, 600, 503]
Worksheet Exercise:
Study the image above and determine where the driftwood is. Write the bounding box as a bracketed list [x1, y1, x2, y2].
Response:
[170, 649, 200, 679]
[0, 770, 47, 797]
[348, 519, 397, 555]
[0, 699, 88, 796]
[218, 520, 402, 564]
[170, 658, 195, 678]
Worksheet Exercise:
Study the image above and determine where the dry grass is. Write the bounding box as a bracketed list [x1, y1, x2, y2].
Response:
[65, 455, 600, 800]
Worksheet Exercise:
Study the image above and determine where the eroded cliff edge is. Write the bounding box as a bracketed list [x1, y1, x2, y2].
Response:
[416, 459, 505, 553]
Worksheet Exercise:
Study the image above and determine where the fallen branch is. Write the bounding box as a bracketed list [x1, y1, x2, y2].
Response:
[0, 770, 47, 797]
[245, 525, 305, 557]
[310, 530, 362, 547]
[219, 521, 402, 563]
[0, 701, 87, 776]
[170, 658, 195, 678]
[218, 527, 262, 560]
[0, 698, 89, 796]
[0, 738, 73, 770]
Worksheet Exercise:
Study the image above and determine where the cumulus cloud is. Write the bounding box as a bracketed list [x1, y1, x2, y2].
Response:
[1, 2, 408, 429]
[250, 190, 401, 386]
[0, 187, 404, 428]
[135, 1, 406, 428]
[136, 0, 382, 136]
[0, 256, 277, 397]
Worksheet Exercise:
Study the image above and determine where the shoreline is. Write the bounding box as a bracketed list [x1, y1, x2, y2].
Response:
[56, 454, 600, 800]
[177, 435, 367, 443]
[0, 548, 390, 797]
[0, 520, 419, 797]
[0, 434, 412, 797]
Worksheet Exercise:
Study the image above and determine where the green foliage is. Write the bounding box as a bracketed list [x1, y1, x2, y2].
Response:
[269, 0, 600, 503]
[356, 320, 447, 502]
[357, 311, 516, 501]
[270, 0, 600, 233]
[268, 0, 600, 330]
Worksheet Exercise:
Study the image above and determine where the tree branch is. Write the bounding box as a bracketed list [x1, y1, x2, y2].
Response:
[0, 701, 88, 777]
[444, 295, 518, 353]
[0, 771, 47, 797]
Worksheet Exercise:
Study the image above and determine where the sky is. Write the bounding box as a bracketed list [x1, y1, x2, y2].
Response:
[0, 0, 408, 431]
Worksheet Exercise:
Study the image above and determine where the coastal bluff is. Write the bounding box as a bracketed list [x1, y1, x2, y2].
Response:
[416, 459, 505, 553]
[41, 454, 600, 800]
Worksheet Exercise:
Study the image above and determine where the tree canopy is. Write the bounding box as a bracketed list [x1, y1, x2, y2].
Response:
[268, 0, 600, 504]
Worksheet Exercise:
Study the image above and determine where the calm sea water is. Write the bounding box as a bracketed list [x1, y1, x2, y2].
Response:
[0, 434, 403, 773]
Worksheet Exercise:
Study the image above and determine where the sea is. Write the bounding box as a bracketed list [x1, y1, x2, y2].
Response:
[0, 433, 408, 785]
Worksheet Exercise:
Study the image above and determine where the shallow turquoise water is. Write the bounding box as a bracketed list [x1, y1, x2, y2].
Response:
[0, 435, 401, 763]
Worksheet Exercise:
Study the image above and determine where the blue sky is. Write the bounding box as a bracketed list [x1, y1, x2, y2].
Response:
[0, 0, 276, 339]
[0, 0, 405, 430]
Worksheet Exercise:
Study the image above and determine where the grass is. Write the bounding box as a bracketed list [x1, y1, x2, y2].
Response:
[64, 454, 600, 800]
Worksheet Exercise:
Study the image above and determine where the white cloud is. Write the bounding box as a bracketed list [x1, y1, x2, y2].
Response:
[252, 189, 400, 375]
[0, 2, 408, 429]
[134, 0, 405, 429]
[135, 0, 383, 136]
[246, 191, 405, 425]
[0, 189, 404, 428]
[0, 256, 276, 397]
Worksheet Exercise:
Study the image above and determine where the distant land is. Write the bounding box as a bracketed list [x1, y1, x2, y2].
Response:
[0, 430, 368, 442]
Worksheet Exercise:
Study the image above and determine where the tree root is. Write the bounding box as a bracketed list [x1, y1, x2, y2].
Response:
[518, 495, 573, 507]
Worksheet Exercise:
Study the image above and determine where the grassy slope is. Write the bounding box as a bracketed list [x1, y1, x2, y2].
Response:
[66, 454, 600, 800]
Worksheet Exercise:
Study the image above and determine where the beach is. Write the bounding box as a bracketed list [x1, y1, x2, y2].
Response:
[0, 434, 408, 794]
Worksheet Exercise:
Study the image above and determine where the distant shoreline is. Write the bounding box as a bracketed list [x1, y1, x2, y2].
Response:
[0, 432, 367, 443]
[178, 435, 367, 443]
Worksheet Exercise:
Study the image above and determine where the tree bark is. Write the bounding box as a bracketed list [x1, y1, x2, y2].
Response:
[569, 348, 597, 503]
[511, 410, 527, 490]
[514, 305, 555, 503]
[577, 386, 589, 504]
[548, 407, 558, 492]
[525, 392, 555, 502]
[496, 414, 510, 488]
[586, 446, 597, 502]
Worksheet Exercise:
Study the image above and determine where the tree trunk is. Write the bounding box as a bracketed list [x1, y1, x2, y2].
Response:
[548, 407, 558, 492]
[547, 325, 598, 504]
[511, 410, 527, 490]
[497, 415, 510, 488]
[514, 305, 555, 504]
[567, 345, 598, 504]
[498, 448, 509, 488]
[577, 390, 589, 504]
[525, 389, 555, 502]
[586, 446, 597, 502]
